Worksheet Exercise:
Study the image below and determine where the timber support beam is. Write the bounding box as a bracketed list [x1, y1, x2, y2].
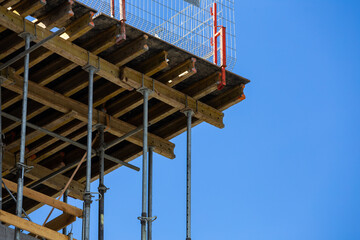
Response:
[0, 7, 224, 128]
[0, 68, 175, 159]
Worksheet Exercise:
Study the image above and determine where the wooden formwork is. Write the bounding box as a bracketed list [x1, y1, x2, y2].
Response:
[0, 0, 249, 220]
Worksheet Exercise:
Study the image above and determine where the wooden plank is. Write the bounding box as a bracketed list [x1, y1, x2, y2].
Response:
[128, 72, 220, 126]
[82, 74, 233, 183]
[136, 50, 169, 76]
[28, 213, 76, 237]
[81, 25, 119, 54]
[12, 0, 46, 17]
[14, 12, 94, 74]
[3, 105, 47, 133]
[121, 67, 224, 128]
[160, 84, 246, 140]
[1, 0, 20, 8]
[4, 29, 140, 136]
[0, 32, 23, 60]
[2, 179, 83, 217]
[0, 8, 223, 128]
[6, 111, 76, 152]
[93, 85, 246, 182]
[157, 58, 197, 86]
[37, 0, 74, 29]
[44, 213, 76, 232]
[107, 58, 196, 118]
[0, 210, 69, 240]
[14, 48, 52, 74]
[2, 150, 85, 200]
[1, 69, 175, 159]
[10, 35, 148, 159]
[61, 11, 94, 41]
[105, 34, 149, 67]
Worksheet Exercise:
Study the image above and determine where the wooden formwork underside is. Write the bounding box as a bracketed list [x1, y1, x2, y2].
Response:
[0, 0, 249, 216]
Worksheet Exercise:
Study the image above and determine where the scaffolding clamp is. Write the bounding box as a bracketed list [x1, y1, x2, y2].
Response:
[16, 162, 34, 176]
[83, 191, 102, 203]
[137, 74, 154, 95]
[98, 184, 109, 194]
[82, 52, 100, 73]
[137, 216, 157, 223]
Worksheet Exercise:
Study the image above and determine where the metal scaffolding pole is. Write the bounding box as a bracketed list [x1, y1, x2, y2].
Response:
[104, 125, 144, 150]
[147, 146, 154, 240]
[62, 189, 69, 235]
[137, 85, 150, 240]
[14, 32, 31, 240]
[0, 28, 65, 71]
[184, 110, 193, 240]
[1, 112, 139, 171]
[82, 66, 96, 240]
[98, 125, 107, 240]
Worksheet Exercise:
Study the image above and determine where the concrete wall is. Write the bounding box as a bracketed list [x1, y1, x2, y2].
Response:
[0, 223, 38, 240]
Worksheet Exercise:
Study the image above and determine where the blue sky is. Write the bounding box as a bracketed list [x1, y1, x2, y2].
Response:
[30, 1, 360, 239]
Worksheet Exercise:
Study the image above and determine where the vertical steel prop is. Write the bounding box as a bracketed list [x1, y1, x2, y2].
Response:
[137, 84, 150, 240]
[14, 32, 31, 240]
[184, 109, 194, 240]
[62, 189, 69, 235]
[147, 146, 154, 240]
[98, 125, 107, 240]
[82, 66, 96, 240]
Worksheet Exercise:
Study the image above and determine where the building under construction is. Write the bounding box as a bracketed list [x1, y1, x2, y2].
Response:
[0, 0, 249, 239]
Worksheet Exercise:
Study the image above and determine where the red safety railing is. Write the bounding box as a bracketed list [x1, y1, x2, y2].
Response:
[210, 2, 227, 90]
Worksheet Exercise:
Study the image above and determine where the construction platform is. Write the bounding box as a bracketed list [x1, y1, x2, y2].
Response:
[0, 0, 249, 239]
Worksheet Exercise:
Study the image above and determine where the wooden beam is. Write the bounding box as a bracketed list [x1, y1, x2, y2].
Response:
[121, 67, 224, 128]
[6, 111, 76, 152]
[37, 0, 74, 29]
[128, 72, 220, 126]
[1, 150, 85, 199]
[1, 69, 175, 159]
[81, 25, 119, 54]
[1, 0, 20, 8]
[157, 58, 197, 87]
[4, 26, 129, 135]
[0, 7, 224, 128]
[107, 58, 196, 118]
[44, 213, 76, 232]
[7, 35, 149, 158]
[12, 0, 46, 17]
[25, 122, 86, 162]
[0, 210, 70, 240]
[136, 51, 169, 76]
[105, 34, 149, 67]
[3, 105, 47, 133]
[0, 32, 23, 60]
[2, 179, 83, 217]
[14, 12, 94, 74]
[60, 11, 94, 41]
[160, 84, 246, 140]
[82, 74, 228, 183]
[0, 25, 6, 32]
[14, 47, 51, 74]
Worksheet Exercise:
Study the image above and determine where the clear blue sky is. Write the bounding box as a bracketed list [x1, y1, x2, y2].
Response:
[30, 0, 360, 239]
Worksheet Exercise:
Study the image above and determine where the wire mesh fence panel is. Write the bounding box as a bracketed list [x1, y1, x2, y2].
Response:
[78, 0, 236, 70]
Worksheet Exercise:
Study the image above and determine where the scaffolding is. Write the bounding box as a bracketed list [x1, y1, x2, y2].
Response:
[78, 0, 237, 71]
[0, 0, 248, 240]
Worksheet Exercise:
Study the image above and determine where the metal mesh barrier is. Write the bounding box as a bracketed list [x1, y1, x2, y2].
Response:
[78, 0, 236, 70]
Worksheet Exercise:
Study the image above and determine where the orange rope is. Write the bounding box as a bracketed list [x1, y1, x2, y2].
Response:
[41, 133, 99, 227]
